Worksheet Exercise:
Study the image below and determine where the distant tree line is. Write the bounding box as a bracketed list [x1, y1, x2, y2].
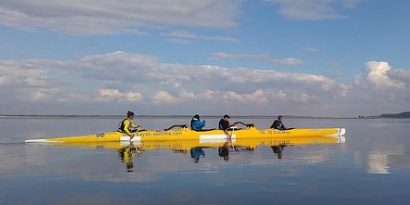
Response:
[380, 111, 410, 118]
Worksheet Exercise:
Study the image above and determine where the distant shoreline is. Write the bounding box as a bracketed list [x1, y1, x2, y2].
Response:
[0, 114, 387, 120]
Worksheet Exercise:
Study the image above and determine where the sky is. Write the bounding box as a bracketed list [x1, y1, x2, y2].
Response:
[0, 0, 409, 116]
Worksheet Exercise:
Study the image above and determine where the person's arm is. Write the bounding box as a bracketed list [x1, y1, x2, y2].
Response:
[130, 121, 141, 129]
[199, 120, 206, 129]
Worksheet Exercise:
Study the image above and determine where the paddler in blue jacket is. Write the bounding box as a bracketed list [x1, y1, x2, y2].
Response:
[118, 111, 141, 138]
[190, 114, 206, 131]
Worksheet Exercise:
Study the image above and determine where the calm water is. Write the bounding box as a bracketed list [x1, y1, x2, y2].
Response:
[0, 118, 409, 205]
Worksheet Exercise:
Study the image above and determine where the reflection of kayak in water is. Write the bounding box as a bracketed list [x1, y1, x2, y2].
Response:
[32, 136, 345, 170]
[28, 135, 345, 153]
[25, 126, 346, 143]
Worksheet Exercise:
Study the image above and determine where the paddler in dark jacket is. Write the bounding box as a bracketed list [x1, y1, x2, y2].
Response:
[218, 114, 231, 131]
[118, 111, 141, 138]
[270, 115, 286, 130]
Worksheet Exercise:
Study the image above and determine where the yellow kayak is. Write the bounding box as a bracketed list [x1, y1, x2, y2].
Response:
[25, 127, 346, 143]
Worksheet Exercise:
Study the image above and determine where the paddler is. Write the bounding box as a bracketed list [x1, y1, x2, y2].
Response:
[270, 115, 293, 130]
[190, 114, 206, 131]
[218, 114, 231, 131]
[118, 111, 141, 138]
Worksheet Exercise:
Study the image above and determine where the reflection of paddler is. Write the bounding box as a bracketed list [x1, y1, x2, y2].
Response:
[190, 147, 205, 163]
[118, 143, 141, 172]
[218, 142, 230, 162]
[271, 145, 286, 159]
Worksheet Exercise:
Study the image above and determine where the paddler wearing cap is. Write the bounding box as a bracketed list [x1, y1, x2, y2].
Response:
[218, 114, 238, 151]
[218, 114, 231, 131]
[118, 111, 142, 138]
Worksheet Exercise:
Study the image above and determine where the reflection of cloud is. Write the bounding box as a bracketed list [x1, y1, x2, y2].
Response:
[367, 152, 390, 174]
[0, 143, 341, 183]
[80, 172, 156, 183]
[367, 145, 407, 174]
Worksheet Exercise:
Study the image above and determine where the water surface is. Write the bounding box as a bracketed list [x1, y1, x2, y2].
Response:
[0, 118, 409, 205]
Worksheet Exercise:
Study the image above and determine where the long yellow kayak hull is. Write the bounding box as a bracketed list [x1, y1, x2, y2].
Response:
[25, 127, 346, 143]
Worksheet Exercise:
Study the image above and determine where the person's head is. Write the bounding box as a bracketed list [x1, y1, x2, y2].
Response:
[223, 114, 230, 121]
[193, 114, 200, 120]
[127, 111, 135, 119]
[126, 162, 134, 172]
[278, 115, 283, 121]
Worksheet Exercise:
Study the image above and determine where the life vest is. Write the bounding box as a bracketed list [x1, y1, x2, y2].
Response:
[118, 119, 129, 133]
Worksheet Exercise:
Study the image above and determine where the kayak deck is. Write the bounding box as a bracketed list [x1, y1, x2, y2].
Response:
[25, 127, 346, 143]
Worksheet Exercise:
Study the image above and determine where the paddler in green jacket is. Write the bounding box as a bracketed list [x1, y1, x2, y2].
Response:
[118, 111, 141, 138]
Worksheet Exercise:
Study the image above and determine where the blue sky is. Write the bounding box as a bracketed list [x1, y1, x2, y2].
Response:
[0, 0, 409, 116]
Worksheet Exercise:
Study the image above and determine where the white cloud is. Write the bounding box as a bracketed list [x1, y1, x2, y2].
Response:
[151, 91, 180, 105]
[365, 61, 405, 90]
[292, 92, 318, 104]
[166, 38, 193, 45]
[263, 0, 368, 20]
[99, 89, 142, 102]
[1, 52, 409, 116]
[304, 47, 320, 52]
[30, 88, 59, 101]
[273, 90, 287, 100]
[161, 31, 239, 44]
[387, 68, 410, 84]
[273, 58, 306, 66]
[160, 31, 198, 39]
[212, 52, 305, 66]
[201, 35, 240, 43]
[0, 0, 242, 35]
[0, 75, 9, 86]
[149, 89, 270, 106]
[212, 52, 269, 61]
[198, 89, 269, 105]
[56, 92, 91, 103]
